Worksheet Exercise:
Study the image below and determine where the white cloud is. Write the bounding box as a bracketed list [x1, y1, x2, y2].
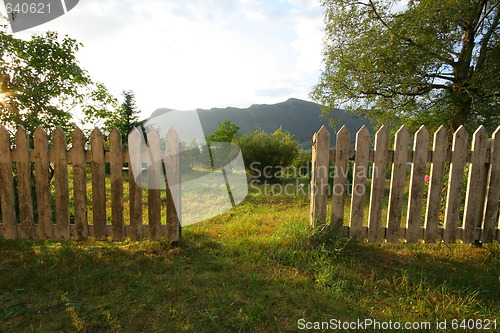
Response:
[8, 0, 325, 117]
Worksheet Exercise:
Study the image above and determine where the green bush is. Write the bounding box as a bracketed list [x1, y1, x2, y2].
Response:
[235, 128, 299, 183]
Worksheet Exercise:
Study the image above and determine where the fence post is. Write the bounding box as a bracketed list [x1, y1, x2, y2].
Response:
[367, 125, 388, 242]
[309, 126, 330, 228]
[0, 127, 17, 240]
[349, 126, 370, 240]
[330, 126, 350, 234]
[166, 128, 181, 243]
[16, 127, 34, 240]
[110, 128, 124, 241]
[128, 128, 144, 241]
[481, 126, 500, 243]
[34, 126, 52, 240]
[147, 129, 162, 241]
[91, 128, 106, 240]
[386, 126, 409, 242]
[463, 126, 488, 243]
[72, 127, 89, 240]
[443, 126, 468, 242]
[424, 126, 447, 243]
[406, 125, 429, 242]
[53, 127, 70, 240]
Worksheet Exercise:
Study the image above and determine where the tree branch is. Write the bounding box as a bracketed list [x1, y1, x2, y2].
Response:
[475, 0, 500, 34]
[425, 73, 455, 82]
[368, 0, 390, 29]
[477, 5, 499, 70]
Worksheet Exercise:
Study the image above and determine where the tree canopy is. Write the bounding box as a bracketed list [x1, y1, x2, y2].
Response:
[0, 20, 116, 135]
[104, 90, 144, 142]
[206, 120, 240, 143]
[311, 0, 500, 134]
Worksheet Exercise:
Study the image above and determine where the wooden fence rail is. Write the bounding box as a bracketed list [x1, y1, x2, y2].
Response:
[310, 125, 500, 243]
[0, 126, 181, 242]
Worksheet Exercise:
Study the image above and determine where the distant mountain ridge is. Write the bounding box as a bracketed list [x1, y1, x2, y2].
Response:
[151, 98, 372, 147]
[197, 98, 372, 146]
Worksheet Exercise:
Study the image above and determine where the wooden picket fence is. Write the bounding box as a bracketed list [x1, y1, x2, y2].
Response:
[310, 125, 500, 243]
[0, 126, 181, 242]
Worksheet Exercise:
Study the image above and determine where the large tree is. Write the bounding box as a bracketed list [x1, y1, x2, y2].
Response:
[0, 19, 116, 135]
[311, 0, 499, 134]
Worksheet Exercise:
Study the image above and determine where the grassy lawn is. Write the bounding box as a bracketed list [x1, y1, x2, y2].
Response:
[1, 190, 499, 332]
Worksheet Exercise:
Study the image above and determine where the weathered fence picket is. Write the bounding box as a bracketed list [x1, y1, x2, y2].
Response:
[0, 127, 17, 240]
[367, 126, 388, 242]
[481, 128, 500, 243]
[110, 128, 124, 241]
[463, 126, 488, 243]
[91, 128, 107, 241]
[406, 126, 429, 243]
[310, 124, 500, 243]
[53, 127, 70, 241]
[443, 126, 468, 242]
[0, 126, 182, 242]
[330, 126, 350, 234]
[72, 127, 88, 240]
[128, 128, 144, 241]
[424, 126, 447, 243]
[349, 126, 370, 240]
[34, 127, 51, 240]
[147, 129, 162, 241]
[386, 126, 409, 243]
[166, 127, 181, 243]
[16, 127, 34, 240]
[309, 126, 330, 228]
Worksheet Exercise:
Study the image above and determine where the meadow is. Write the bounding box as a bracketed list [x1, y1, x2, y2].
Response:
[1, 185, 499, 332]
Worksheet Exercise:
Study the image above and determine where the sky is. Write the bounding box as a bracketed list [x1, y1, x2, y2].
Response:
[3, 0, 325, 119]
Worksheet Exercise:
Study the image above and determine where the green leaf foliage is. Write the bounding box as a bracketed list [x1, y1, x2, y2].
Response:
[235, 128, 300, 182]
[312, 0, 499, 135]
[0, 22, 116, 135]
[207, 120, 240, 143]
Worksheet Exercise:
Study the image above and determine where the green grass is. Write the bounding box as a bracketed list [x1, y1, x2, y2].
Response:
[1, 191, 499, 332]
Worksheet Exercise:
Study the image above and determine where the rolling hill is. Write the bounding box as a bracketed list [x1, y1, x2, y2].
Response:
[150, 98, 372, 147]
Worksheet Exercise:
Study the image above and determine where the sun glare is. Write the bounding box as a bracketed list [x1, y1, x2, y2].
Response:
[0, 92, 11, 104]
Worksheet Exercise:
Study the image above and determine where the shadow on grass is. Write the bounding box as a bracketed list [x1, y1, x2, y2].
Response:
[0, 225, 499, 332]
